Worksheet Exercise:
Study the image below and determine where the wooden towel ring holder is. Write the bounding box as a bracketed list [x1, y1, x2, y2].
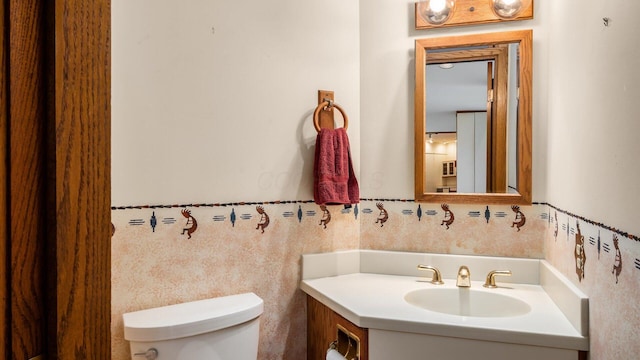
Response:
[313, 101, 349, 133]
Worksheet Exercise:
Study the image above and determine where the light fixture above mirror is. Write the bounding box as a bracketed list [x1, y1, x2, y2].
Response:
[417, 0, 456, 26]
[491, 0, 532, 19]
[415, 0, 533, 29]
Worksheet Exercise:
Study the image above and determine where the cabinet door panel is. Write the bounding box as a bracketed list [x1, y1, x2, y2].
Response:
[307, 296, 368, 360]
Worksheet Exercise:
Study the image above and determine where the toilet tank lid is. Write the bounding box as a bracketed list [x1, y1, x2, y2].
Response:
[122, 292, 264, 342]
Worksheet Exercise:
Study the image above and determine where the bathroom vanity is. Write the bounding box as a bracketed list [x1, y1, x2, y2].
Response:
[301, 250, 588, 360]
[307, 296, 368, 360]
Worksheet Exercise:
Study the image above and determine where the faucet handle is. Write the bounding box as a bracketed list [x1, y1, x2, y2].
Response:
[417, 265, 444, 285]
[483, 270, 512, 288]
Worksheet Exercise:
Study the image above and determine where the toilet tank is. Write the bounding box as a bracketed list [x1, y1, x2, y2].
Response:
[123, 292, 263, 360]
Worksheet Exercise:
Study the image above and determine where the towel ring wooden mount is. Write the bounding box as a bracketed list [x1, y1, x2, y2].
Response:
[313, 101, 349, 133]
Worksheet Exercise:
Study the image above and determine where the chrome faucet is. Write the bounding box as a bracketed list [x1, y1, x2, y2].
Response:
[456, 265, 471, 287]
[417, 264, 444, 285]
[483, 270, 512, 288]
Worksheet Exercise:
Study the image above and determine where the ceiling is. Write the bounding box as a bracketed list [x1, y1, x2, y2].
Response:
[426, 60, 490, 117]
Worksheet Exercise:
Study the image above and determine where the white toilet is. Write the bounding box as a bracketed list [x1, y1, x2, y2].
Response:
[123, 292, 263, 360]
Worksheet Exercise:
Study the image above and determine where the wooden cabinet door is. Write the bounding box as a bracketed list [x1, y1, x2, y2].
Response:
[307, 296, 368, 360]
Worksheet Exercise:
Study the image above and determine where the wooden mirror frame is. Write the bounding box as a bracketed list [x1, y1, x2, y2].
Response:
[414, 30, 532, 204]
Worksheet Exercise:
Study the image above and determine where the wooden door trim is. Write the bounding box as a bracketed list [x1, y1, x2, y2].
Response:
[490, 44, 509, 193]
[7, 0, 49, 357]
[1, 0, 8, 356]
[47, 0, 111, 358]
[3, 0, 111, 358]
[486, 61, 494, 190]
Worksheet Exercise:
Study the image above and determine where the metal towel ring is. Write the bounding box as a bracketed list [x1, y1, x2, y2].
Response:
[313, 101, 349, 133]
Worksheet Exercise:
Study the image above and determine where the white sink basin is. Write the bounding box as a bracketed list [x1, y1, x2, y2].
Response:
[404, 287, 531, 317]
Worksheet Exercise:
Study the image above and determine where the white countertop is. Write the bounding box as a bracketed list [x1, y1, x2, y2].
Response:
[300, 251, 589, 351]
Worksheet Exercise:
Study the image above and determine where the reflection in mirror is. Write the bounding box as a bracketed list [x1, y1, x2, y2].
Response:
[425, 45, 518, 194]
[415, 30, 532, 204]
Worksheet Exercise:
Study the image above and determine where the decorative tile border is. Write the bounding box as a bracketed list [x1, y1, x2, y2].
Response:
[111, 199, 316, 210]
[534, 202, 639, 242]
[111, 199, 638, 245]
[114, 200, 530, 233]
[112, 201, 360, 236]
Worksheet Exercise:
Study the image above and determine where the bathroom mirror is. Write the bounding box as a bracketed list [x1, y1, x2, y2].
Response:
[415, 30, 532, 204]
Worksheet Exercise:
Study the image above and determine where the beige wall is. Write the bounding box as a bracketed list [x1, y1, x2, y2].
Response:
[111, 204, 359, 359]
[544, 0, 640, 234]
[111, 0, 361, 206]
[543, 2, 640, 359]
[113, 0, 640, 359]
[111, 201, 543, 358]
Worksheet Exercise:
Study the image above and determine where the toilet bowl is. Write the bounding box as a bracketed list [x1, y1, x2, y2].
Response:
[123, 292, 263, 360]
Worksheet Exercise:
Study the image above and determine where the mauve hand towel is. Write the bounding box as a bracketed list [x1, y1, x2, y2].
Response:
[313, 128, 359, 205]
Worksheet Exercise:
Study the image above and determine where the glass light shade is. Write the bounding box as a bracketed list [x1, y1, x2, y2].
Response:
[418, 0, 456, 25]
[491, 0, 531, 19]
